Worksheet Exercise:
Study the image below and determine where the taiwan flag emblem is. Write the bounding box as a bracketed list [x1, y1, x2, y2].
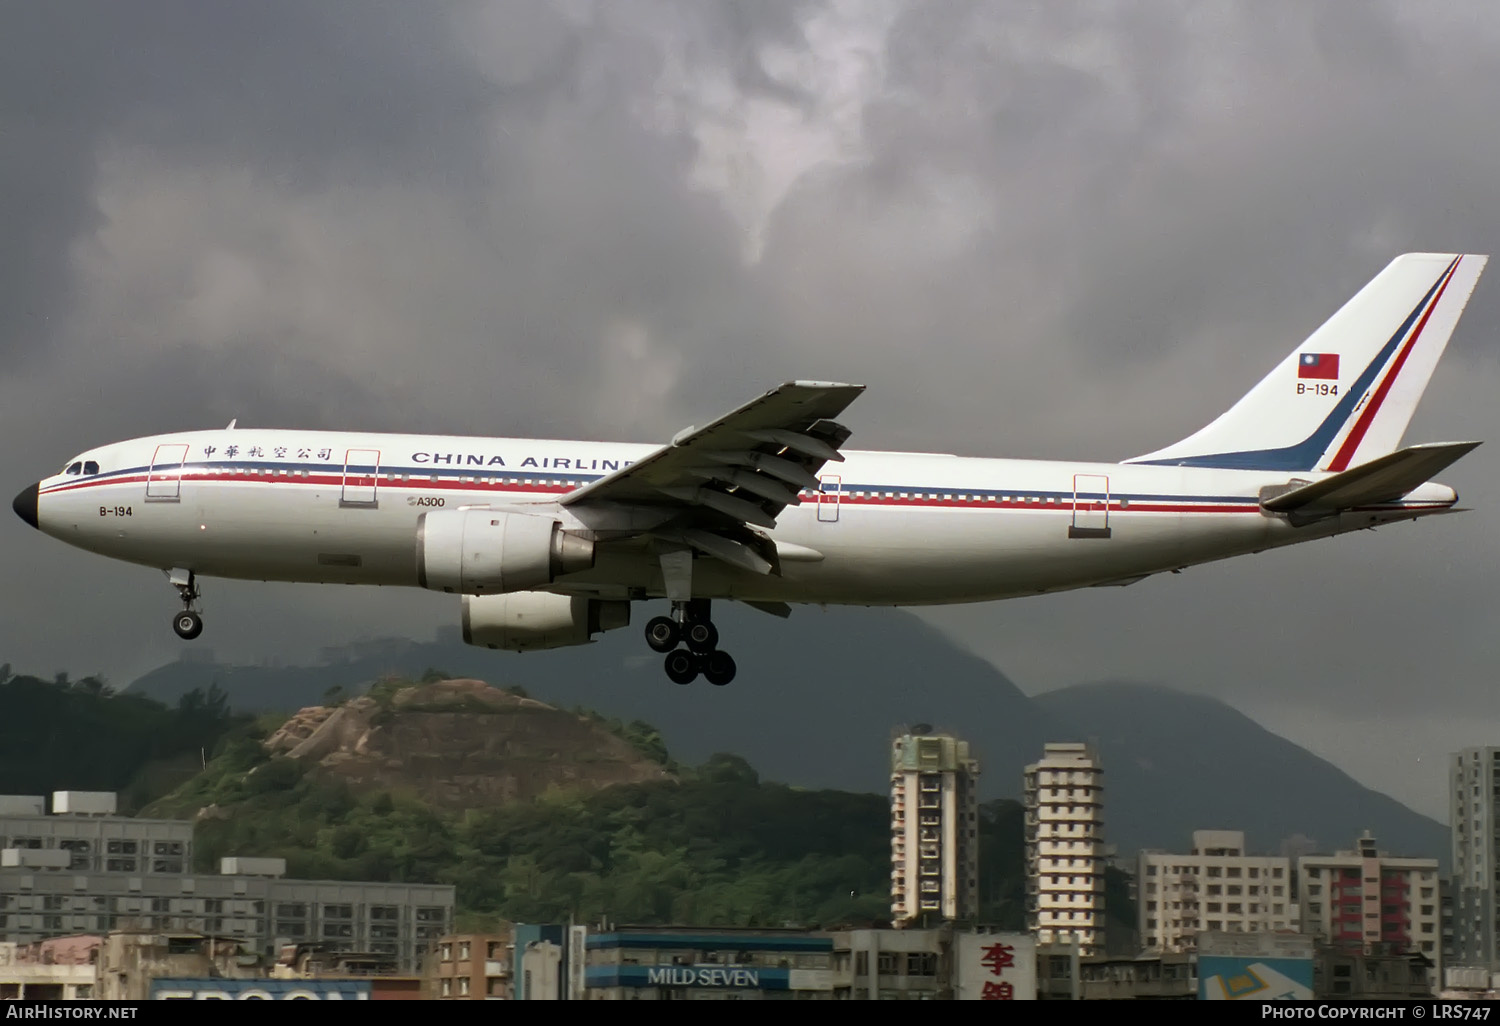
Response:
[1298, 352, 1339, 379]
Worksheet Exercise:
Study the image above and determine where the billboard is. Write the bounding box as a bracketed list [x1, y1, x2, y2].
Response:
[152, 978, 372, 1000]
[584, 965, 832, 991]
[954, 932, 1037, 1001]
[1199, 957, 1313, 1001]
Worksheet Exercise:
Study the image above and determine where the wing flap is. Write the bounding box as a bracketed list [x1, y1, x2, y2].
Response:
[560, 380, 864, 578]
[560, 381, 863, 516]
[1261, 440, 1479, 513]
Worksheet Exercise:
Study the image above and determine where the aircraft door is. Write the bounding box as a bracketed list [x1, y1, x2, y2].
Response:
[817, 474, 841, 523]
[341, 449, 381, 508]
[145, 443, 189, 501]
[1069, 473, 1112, 539]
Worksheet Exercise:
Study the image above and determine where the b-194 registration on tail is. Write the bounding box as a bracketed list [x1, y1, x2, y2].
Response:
[12, 253, 1487, 685]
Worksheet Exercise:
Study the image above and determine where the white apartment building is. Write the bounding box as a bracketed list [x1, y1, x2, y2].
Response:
[1298, 831, 1440, 969]
[890, 732, 980, 925]
[1024, 742, 1105, 956]
[1137, 830, 1293, 953]
[1452, 747, 1500, 969]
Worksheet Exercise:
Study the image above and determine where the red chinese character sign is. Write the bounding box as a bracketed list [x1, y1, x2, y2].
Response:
[956, 933, 1035, 1000]
[981, 981, 1014, 1000]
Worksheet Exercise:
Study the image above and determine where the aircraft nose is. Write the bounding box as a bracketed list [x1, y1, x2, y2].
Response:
[12, 482, 38, 529]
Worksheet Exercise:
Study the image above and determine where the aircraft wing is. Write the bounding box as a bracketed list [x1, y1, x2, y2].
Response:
[560, 380, 864, 573]
[1260, 440, 1480, 514]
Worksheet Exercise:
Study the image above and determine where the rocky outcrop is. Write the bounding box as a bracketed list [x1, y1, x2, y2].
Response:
[262, 678, 671, 809]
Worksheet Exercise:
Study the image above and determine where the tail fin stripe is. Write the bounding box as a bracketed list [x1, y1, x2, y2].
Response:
[1325, 256, 1462, 471]
[1130, 257, 1455, 471]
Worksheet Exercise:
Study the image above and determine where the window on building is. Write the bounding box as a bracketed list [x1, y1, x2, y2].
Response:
[907, 953, 937, 976]
[877, 953, 899, 976]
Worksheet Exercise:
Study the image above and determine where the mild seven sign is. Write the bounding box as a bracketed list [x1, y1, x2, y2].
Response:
[587, 965, 794, 990]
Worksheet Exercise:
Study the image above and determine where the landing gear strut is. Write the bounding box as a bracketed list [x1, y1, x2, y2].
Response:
[644, 599, 736, 686]
[169, 569, 203, 640]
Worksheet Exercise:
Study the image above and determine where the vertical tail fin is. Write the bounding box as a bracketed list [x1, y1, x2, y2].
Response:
[1128, 253, 1487, 471]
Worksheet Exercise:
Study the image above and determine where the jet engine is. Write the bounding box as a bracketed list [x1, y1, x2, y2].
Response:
[417, 508, 594, 594]
[462, 591, 631, 651]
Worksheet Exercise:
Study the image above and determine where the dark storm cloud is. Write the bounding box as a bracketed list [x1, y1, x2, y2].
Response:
[3, 1, 1500, 816]
[0, 1, 494, 363]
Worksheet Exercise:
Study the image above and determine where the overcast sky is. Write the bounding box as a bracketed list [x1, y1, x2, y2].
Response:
[2, 1, 1497, 822]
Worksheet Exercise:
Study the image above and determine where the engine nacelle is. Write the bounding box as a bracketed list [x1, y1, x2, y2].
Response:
[417, 508, 595, 594]
[462, 591, 631, 651]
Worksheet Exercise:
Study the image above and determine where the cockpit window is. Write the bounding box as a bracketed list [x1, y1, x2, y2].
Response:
[83, 461, 100, 475]
[65, 462, 82, 476]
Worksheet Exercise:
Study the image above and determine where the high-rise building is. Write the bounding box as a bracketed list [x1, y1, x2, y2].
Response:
[889, 731, 980, 925]
[1137, 830, 1293, 953]
[1297, 831, 1440, 971]
[1452, 747, 1500, 969]
[1024, 742, 1105, 956]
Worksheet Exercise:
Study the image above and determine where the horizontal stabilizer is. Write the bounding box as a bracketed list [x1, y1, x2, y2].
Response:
[1261, 441, 1479, 513]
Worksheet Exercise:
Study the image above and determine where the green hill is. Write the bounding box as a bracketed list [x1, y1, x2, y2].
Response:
[135, 676, 1070, 931]
[0, 667, 245, 812]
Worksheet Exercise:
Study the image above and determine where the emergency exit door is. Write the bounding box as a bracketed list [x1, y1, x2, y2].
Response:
[341, 449, 381, 508]
[818, 475, 842, 523]
[145, 443, 189, 501]
[1069, 474, 1111, 539]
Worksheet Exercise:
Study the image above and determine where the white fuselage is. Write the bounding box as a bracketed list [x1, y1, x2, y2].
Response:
[31, 429, 1458, 606]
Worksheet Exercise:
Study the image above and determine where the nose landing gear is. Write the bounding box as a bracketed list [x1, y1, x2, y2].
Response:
[168, 568, 204, 640]
[646, 600, 736, 686]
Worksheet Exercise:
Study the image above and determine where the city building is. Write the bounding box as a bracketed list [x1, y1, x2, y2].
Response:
[1313, 945, 1434, 1000]
[1137, 830, 1294, 952]
[1296, 831, 1440, 973]
[1075, 952, 1196, 1000]
[1024, 742, 1106, 956]
[575, 926, 835, 1000]
[97, 929, 261, 1000]
[0, 792, 453, 971]
[889, 730, 980, 925]
[0, 936, 99, 1000]
[518, 923, 567, 1000]
[833, 926, 1036, 1000]
[833, 926, 948, 1000]
[1451, 746, 1500, 969]
[0, 793, 193, 874]
[427, 932, 510, 999]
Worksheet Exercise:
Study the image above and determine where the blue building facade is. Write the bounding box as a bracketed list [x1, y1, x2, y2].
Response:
[579, 928, 834, 1000]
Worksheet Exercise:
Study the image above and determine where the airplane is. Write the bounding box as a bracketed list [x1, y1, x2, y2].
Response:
[11, 252, 1488, 686]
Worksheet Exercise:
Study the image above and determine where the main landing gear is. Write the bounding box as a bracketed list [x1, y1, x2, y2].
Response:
[168, 568, 203, 640]
[644, 599, 736, 686]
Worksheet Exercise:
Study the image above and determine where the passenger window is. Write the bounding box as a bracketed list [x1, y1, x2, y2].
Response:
[65, 462, 82, 475]
[83, 461, 100, 475]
